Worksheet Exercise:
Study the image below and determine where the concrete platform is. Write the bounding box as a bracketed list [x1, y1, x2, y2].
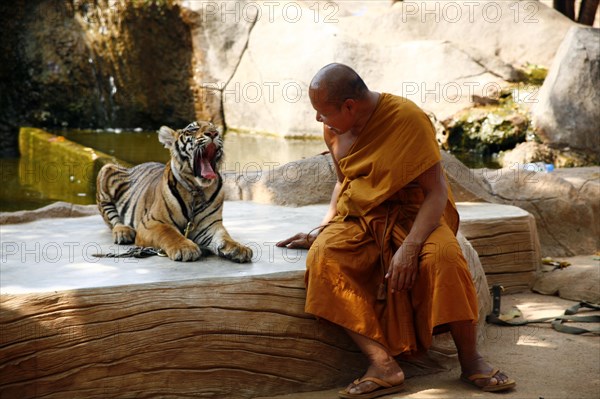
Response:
[1, 201, 325, 295]
[0, 201, 540, 398]
[1, 202, 539, 294]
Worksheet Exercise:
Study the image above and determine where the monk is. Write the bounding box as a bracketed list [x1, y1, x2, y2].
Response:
[277, 63, 515, 398]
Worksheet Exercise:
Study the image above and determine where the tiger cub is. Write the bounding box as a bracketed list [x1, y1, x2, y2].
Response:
[96, 121, 252, 262]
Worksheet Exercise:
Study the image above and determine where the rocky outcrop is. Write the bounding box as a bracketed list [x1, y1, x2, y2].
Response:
[0, 1, 199, 141]
[223, 1, 575, 137]
[226, 35, 513, 135]
[533, 256, 600, 304]
[223, 153, 337, 206]
[500, 141, 600, 168]
[532, 26, 600, 153]
[223, 151, 497, 206]
[445, 155, 599, 258]
[0, 201, 98, 225]
[480, 166, 599, 257]
[1, 0, 579, 155]
[382, 1, 574, 68]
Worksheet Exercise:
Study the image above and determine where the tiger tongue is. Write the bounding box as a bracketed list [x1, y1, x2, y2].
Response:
[198, 143, 217, 180]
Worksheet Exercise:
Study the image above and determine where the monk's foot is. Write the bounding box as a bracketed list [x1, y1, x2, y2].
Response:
[460, 355, 515, 392]
[344, 358, 405, 396]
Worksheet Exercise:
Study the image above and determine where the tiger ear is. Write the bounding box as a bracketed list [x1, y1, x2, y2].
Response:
[158, 126, 178, 149]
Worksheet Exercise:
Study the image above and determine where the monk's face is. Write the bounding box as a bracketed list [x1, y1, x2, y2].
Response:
[309, 88, 355, 135]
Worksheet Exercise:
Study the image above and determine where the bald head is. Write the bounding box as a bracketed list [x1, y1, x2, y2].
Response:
[310, 63, 369, 107]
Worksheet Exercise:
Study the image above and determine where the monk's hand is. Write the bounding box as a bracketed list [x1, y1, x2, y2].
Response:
[387, 242, 421, 292]
[276, 232, 317, 249]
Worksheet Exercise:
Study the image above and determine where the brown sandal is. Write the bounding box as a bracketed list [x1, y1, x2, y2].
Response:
[338, 376, 405, 399]
[461, 368, 516, 392]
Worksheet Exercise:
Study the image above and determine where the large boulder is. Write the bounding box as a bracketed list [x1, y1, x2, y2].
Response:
[223, 1, 575, 137]
[224, 151, 498, 206]
[223, 10, 502, 136]
[500, 141, 600, 167]
[223, 154, 337, 206]
[383, 0, 574, 68]
[533, 256, 600, 304]
[532, 26, 600, 153]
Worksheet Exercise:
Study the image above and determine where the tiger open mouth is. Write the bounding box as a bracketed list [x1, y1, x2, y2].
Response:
[193, 142, 218, 180]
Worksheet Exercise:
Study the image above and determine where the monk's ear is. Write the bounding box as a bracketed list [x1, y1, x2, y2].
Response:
[343, 98, 357, 113]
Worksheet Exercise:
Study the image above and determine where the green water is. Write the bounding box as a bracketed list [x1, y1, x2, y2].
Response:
[0, 130, 328, 212]
[0, 129, 499, 213]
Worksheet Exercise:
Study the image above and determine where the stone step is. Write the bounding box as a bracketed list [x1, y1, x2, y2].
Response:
[0, 201, 539, 398]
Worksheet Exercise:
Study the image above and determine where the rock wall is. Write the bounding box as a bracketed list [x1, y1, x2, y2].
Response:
[0, 0, 201, 155]
[223, 0, 575, 137]
[1, 0, 581, 156]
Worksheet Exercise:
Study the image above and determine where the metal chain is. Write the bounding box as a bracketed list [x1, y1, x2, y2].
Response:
[92, 246, 167, 258]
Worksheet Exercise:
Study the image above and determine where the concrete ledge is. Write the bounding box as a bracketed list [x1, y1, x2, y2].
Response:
[2, 202, 349, 399]
[0, 201, 537, 398]
[457, 202, 541, 293]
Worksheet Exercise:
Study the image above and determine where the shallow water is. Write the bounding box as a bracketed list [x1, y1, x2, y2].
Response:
[0, 130, 327, 212]
[0, 129, 498, 212]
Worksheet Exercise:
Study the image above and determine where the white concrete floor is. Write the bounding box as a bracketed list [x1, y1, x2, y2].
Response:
[0, 201, 328, 294]
[1, 201, 532, 295]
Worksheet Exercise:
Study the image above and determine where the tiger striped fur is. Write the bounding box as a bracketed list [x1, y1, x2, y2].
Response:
[96, 121, 253, 262]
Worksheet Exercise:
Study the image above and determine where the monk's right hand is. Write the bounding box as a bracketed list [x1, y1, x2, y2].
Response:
[276, 232, 317, 249]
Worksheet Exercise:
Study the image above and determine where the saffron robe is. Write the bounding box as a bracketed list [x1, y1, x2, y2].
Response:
[305, 93, 478, 355]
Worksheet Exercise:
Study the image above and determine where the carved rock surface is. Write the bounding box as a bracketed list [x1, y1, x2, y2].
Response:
[480, 167, 599, 256]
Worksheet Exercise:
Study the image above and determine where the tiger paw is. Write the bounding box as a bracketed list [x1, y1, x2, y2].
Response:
[166, 239, 202, 262]
[217, 240, 253, 263]
[112, 225, 136, 244]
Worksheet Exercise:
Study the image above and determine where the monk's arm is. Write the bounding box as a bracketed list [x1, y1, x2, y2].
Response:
[387, 161, 448, 291]
[276, 127, 342, 248]
[321, 180, 341, 226]
[404, 161, 448, 246]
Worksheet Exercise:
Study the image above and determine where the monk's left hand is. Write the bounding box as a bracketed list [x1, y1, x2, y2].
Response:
[276, 232, 317, 249]
[387, 242, 421, 292]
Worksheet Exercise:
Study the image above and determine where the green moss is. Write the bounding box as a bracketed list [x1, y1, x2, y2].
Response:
[442, 84, 543, 161]
[517, 63, 548, 85]
[443, 85, 535, 164]
[18, 127, 130, 205]
[445, 108, 530, 154]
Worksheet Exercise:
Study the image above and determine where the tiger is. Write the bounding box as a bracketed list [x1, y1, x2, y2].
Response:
[96, 120, 253, 263]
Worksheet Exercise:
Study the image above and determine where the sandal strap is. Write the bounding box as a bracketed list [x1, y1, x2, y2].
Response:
[352, 376, 393, 388]
[465, 368, 500, 381]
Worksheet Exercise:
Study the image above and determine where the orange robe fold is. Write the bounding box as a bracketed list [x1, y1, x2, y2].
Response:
[305, 93, 478, 355]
